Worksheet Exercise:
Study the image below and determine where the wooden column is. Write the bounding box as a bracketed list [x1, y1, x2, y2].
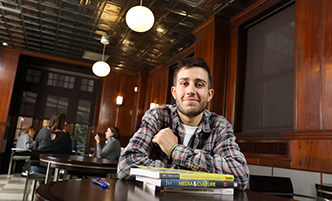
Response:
[291, 0, 332, 171]
[192, 16, 229, 116]
[0, 48, 20, 150]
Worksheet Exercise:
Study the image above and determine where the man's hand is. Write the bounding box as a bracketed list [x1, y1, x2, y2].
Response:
[152, 128, 178, 154]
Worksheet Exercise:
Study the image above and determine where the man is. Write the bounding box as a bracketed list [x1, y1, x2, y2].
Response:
[117, 57, 249, 190]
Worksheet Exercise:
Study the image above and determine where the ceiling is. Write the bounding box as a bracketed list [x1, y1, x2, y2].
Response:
[0, 0, 259, 73]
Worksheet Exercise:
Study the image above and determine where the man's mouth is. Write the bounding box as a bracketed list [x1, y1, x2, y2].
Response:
[183, 98, 199, 103]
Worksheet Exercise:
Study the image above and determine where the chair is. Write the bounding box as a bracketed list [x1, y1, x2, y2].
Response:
[248, 175, 294, 198]
[22, 150, 53, 201]
[7, 148, 31, 176]
[22, 159, 46, 201]
[316, 183, 332, 200]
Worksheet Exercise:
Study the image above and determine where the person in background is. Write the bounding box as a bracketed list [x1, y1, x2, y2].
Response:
[16, 126, 35, 150]
[33, 112, 72, 174]
[16, 126, 35, 176]
[63, 123, 77, 152]
[117, 57, 249, 190]
[94, 126, 121, 160]
[69, 132, 77, 152]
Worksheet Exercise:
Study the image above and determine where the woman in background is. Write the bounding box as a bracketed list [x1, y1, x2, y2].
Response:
[33, 112, 72, 174]
[16, 126, 35, 150]
[16, 126, 35, 176]
[94, 126, 121, 160]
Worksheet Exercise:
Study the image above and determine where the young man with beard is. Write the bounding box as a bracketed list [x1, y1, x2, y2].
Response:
[117, 57, 249, 190]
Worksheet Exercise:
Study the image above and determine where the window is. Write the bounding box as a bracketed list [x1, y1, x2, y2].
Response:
[47, 72, 75, 89]
[44, 95, 69, 118]
[20, 91, 37, 117]
[13, 63, 99, 125]
[76, 100, 91, 124]
[74, 123, 88, 153]
[26, 68, 41, 83]
[81, 78, 94, 92]
[241, 4, 295, 132]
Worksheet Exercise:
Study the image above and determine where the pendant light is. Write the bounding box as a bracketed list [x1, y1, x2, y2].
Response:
[125, 0, 155, 32]
[92, 35, 111, 77]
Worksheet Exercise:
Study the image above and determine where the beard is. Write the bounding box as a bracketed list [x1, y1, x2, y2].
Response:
[176, 98, 207, 117]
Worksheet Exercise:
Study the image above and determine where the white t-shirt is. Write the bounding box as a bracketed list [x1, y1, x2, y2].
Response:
[182, 124, 198, 146]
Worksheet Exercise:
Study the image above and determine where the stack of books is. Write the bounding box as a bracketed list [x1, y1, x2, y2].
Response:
[130, 165, 238, 195]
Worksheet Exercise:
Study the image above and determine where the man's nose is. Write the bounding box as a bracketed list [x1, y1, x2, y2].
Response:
[186, 84, 196, 95]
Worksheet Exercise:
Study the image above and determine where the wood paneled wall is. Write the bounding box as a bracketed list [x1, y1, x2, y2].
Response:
[0, 49, 20, 151]
[148, 68, 169, 107]
[295, 0, 332, 131]
[94, 70, 138, 147]
[226, 0, 332, 173]
[192, 16, 229, 116]
[291, 0, 332, 172]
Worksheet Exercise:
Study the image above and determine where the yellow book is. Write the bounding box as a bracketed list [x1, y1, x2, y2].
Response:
[130, 165, 234, 181]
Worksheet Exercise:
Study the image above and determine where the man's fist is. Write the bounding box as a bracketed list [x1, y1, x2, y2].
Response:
[152, 128, 178, 154]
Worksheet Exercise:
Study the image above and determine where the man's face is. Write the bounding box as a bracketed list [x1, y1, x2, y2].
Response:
[171, 67, 214, 117]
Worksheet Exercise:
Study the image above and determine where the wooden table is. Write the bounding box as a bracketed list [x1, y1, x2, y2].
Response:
[39, 154, 118, 183]
[35, 178, 297, 201]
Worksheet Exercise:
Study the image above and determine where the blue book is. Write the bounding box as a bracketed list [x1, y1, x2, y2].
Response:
[136, 175, 239, 189]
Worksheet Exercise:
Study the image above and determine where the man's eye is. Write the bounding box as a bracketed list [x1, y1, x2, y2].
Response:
[197, 83, 204, 87]
[180, 82, 188, 86]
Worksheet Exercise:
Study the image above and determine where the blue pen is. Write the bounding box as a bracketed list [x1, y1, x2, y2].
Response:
[96, 178, 110, 187]
[92, 178, 108, 188]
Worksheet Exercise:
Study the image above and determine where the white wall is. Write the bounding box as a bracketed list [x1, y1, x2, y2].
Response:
[248, 164, 331, 199]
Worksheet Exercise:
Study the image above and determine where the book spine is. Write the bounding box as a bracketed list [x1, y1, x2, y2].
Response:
[159, 173, 234, 181]
[160, 180, 238, 189]
[157, 186, 234, 195]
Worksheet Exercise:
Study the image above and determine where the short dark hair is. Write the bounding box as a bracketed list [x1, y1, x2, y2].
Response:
[48, 112, 66, 131]
[109, 126, 120, 139]
[173, 57, 212, 89]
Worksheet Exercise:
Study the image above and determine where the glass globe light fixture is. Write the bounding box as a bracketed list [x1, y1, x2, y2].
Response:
[126, 5, 154, 32]
[92, 35, 111, 77]
[92, 61, 110, 77]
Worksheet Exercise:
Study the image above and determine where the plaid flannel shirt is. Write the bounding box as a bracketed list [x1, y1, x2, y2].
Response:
[117, 104, 249, 190]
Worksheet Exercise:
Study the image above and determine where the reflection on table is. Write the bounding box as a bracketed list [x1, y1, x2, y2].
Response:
[39, 154, 118, 183]
[35, 178, 297, 201]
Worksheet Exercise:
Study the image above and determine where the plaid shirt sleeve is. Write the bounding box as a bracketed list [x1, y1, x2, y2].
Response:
[117, 106, 172, 180]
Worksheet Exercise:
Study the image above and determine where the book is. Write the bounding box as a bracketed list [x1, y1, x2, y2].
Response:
[136, 175, 239, 189]
[144, 182, 234, 195]
[130, 165, 234, 181]
[158, 191, 234, 201]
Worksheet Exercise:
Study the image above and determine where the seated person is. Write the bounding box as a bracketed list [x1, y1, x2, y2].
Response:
[94, 126, 121, 160]
[16, 126, 35, 150]
[63, 123, 77, 152]
[32, 112, 72, 174]
[117, 57, 249, 190]
[16, 126, 36, 176]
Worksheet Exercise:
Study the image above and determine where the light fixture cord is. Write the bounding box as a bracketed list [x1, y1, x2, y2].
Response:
[140, 0, 142, 6]
[102, 44, 106, 61]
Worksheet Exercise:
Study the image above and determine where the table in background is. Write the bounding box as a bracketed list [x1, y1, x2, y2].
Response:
[39, 154, 118, 183]
[35, 178, 297, 201]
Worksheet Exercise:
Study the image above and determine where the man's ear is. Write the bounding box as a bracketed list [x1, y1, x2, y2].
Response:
[171, 86, 176, 100]
[207, 89, 214, 102]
